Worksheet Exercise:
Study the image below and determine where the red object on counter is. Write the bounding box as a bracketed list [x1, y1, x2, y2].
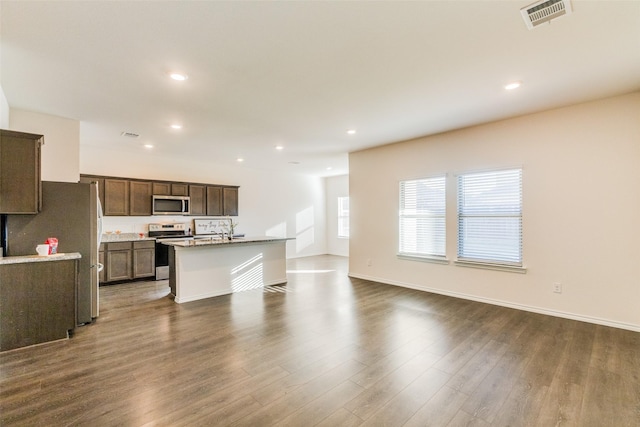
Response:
[45, 237, 58, 254]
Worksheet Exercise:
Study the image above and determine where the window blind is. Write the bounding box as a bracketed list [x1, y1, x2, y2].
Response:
[399, 176, 446, 257]
[457, 168, 522, 265]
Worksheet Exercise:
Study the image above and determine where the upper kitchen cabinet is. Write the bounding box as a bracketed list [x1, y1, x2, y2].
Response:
[171, 183, 189, 196]
[129, 180, 152, 216]
[152, 182, 171, 196]
[206, 186, 239, 216]
[103, 178, 129, 216]
[153, 182, 189, 196]
[0, 129, 43, 214]
[189, 184, 206, 216]
[206, 186, 223, 216]
[223, 187, 239, 216]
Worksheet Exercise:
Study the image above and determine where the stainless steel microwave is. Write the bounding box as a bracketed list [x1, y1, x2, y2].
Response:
[152, 195, 191, 215]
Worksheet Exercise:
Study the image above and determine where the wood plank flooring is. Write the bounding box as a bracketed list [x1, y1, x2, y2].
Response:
[1, 255, 638, 426]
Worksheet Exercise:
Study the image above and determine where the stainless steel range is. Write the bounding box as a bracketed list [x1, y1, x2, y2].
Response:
[148, 223, 192, 280]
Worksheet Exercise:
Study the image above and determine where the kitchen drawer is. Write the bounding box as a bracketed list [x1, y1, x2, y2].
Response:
[133, 240, 155, 249]
[106, 241, 131, 251]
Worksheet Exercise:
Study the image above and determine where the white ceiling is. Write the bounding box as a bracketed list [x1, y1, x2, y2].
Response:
[2, 1, 639, 177]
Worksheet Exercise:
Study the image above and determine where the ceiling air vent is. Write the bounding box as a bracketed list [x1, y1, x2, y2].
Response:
[521, 0, 572, 30]
[120, 131, 140, 138]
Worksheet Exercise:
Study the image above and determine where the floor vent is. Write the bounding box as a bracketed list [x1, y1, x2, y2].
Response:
[521, 0, 572, 29]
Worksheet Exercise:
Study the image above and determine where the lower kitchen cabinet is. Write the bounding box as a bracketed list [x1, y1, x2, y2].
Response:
[0, 258, 77, 351]
[102, 241, 155, 284]
[133, 241, 155, 278]
[105, 242, 132, 282]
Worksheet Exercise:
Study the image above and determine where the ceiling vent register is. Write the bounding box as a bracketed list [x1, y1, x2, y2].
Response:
[120, 131, 140, 138]
[521, 0, 573, 30]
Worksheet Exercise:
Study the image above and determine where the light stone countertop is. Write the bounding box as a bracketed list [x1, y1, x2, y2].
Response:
[162, 236, 292, 248]
[101, 233, 156, 243]
[0, 252, 82, 265]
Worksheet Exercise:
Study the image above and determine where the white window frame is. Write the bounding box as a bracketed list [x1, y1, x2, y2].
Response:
[398, 175, 447, 263]
[337, 196, 349, 239]
[456, 168, 525, 273]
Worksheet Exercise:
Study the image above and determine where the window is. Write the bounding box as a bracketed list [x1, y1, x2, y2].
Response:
[337, 196, 349, 238]
[457, 168, 522, 266]
[399, 176, 446, 258]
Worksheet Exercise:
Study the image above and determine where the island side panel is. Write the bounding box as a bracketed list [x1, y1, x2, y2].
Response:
[173, 240, 287, 303]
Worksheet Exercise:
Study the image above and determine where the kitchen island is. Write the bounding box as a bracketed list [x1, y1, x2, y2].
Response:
[163, 237, 291, 303]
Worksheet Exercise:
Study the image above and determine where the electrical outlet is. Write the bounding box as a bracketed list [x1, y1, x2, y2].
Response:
[553, 282, 562, 293]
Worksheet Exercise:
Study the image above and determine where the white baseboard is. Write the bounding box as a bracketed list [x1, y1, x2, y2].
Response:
[348, 272, 640, 332]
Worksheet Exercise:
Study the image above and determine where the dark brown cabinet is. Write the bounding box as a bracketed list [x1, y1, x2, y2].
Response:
[171, 183, 189, 196]
[207, 186, 239, 216]
[189, 185, 206, 216]
[129, 180, 152, 216]
[206, 186, 223, 216]
[133, 241, 155, 278]
[104, 179, 129, 216]
[223, 187, 239, 216]
[152, 182, 171, 196]
[80, 174, 238, 217]
[0, 259, 77, 351]
[0, 129, 43, 214]
[105, 242, 132, 282]
[153, 182, 188, 197]
[102, 241, 155, 283]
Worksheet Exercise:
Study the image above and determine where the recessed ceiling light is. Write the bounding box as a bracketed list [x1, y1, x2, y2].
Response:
[144, 144, 154, 149]
[170, 73, 188, 81]
[326, 167, 333, 171]
[275, 145, 284, 151]
[347, 129, 357, 135]
[170, 124, 183, 130]
[505, 81, 522, 90]
[237, 157, 244, 162]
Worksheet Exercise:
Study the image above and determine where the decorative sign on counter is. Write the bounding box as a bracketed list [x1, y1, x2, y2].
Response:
[194, 218, 232, 236]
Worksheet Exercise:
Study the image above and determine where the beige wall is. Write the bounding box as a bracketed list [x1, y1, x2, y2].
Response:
[9, 109, 80, 182]
[349, 92, 640, 331]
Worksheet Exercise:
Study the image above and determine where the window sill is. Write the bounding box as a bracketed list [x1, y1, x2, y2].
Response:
[454, 260, 527, 274]
[397, 253, 449, 265]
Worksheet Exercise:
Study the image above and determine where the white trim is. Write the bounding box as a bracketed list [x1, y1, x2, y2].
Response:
[397, 253, 449, 265]
[454, 260, 526, 274]
[347, 272, 639, 332]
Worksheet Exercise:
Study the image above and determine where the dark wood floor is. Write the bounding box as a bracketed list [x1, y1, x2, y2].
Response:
[1, 255, 638, 426]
